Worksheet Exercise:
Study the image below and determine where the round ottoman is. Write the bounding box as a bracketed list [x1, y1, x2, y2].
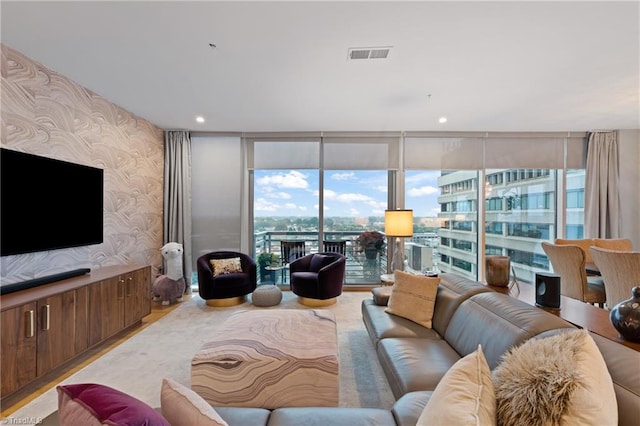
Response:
[252, 285, 283, 307]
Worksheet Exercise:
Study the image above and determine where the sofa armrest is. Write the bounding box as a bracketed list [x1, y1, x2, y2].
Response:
[371, 286, 392, 306]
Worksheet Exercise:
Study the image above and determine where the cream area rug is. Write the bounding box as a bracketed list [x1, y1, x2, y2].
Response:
[10, 290, 395, 421]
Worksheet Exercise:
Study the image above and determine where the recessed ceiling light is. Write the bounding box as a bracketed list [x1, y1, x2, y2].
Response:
[195, 116, 205, 123]
[438, 117, 448, 124]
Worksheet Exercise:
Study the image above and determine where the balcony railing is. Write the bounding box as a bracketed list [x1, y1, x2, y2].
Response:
[254, 231, 388, 285]
[254, 231, 441, 285]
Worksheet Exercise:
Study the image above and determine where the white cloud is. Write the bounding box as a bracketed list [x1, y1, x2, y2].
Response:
[254, 198, 279, 212]
[408, 186, 439, 197]
[374, 185, 388, 193]
[268, 191, 291, 199]
[313, 189, 338, 199]
[256, 170, 309, 189]
[284, 203, 297, 209]
[324, 189, 337, 199]
[331, 172, 355, 181]
[336, 193, 373, 203]
[348, 208, 359, 215]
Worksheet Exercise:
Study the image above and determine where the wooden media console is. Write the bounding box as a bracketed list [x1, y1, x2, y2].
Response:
[0, 265, 152, 400]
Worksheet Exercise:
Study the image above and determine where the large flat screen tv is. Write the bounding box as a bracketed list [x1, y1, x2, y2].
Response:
[1, 148, 104, 256]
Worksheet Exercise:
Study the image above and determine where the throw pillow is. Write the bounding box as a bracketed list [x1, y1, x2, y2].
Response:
[57, 383, 169, 426]
[417, 345, 496, 426]
[493, 329, 617, 426]
[161, 378, 228, 426]
[210, 257, 242, 276]
[385, 270, 439, 328]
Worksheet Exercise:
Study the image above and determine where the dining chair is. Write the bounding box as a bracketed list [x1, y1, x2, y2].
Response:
[589, 247, 640, 308]
[323, 240, 347, 256]
[280, 241, 307, 283]
[541, 242, 606, 307]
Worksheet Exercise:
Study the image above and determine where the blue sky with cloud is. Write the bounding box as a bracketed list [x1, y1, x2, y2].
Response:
[254, 170, 440, 217]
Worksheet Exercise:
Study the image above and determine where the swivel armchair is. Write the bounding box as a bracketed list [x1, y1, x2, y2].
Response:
[290, 252, 346, 307]
[197, 251, 257, 306]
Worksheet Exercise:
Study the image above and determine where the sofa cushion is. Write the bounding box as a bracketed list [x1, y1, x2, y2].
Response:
[417, 345, 495, 426]
[161, 378, 228, 426]
[214, 407, 271, 426]
[377, 337, 462, 398]
[267, 407, 395, 426]
[385, 271, 439, 328]
[444, 292, 575, 369]
[57, 383, 169, 426]
[494, 329, 617, 426]
[391, 391, 432, 426]
[210, 257, 242, 276]
[591, 333, 640, 426]
[362, 299, 441, 348]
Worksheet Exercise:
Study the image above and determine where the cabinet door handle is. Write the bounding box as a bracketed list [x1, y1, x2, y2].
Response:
[127, 277, 133, 297]
[25, 309, 35, 338]
[119, 279, 125, 300]
[41, 304, 51, 331]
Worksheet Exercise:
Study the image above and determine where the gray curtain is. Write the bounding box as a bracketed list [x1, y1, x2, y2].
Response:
[164, 131, 193, 290]
[584, 131, 620, 238]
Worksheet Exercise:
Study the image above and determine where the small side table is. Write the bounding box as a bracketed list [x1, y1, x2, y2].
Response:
[380, 273, 395, 286]
[265, 265, 285, 284]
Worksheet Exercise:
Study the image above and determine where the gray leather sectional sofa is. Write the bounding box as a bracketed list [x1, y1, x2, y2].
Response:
[213, 273, 640, 426]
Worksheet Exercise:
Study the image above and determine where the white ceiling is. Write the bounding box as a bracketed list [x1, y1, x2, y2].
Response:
[2, 1, 639, 133]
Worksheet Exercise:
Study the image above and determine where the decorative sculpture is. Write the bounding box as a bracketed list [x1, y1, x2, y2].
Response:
[152, 242, 186, 305]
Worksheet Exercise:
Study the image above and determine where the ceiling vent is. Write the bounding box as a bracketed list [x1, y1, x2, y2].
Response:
[348, 46, 392, 60]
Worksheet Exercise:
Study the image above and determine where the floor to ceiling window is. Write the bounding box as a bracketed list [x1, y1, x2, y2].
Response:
[192, 132, 586, 287]
[403, 134, 587, 284]
[248, 134, 398, 285]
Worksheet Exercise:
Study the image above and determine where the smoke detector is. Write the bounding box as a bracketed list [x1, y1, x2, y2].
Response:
[347, 46, 392, 60]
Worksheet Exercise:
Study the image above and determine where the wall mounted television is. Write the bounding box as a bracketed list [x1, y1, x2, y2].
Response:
[1, 148, 104, 256]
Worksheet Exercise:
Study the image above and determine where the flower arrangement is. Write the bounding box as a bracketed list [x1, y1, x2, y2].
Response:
[356, 231, 386, 254]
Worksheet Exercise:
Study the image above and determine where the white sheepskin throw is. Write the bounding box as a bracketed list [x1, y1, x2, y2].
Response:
[493, 329, 617, 426]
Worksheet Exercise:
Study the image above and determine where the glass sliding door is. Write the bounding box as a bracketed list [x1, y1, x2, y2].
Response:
[249, 138, 321, 284]
[254, 169, 319, 283]
[322, 135, 398, 284]
[485, 168, 556, 283]
[404, 137, 484, 280]
[323, 169, 388, 283]
[248, 133, 400, 285]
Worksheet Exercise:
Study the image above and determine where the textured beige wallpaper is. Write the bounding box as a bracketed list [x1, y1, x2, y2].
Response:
[1, 44, 164, 285]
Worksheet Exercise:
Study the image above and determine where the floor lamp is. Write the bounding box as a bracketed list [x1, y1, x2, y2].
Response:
[385, 209, 414, 274]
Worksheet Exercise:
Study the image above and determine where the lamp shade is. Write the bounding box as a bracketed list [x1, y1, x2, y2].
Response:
[384, 209, 413, 237]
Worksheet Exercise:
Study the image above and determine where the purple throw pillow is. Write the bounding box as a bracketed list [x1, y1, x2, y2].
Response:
[309, 254, 334, 272]
[57, 383, 170, 426]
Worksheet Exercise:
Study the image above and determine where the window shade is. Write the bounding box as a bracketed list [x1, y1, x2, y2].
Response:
[485, 137, 564, 169]
[250, 141, 320, 169]
[323, 137, 399, 170]
[404, 137, 484, 169]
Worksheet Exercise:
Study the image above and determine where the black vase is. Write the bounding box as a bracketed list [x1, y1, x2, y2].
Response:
[609, 286, 640, 342]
